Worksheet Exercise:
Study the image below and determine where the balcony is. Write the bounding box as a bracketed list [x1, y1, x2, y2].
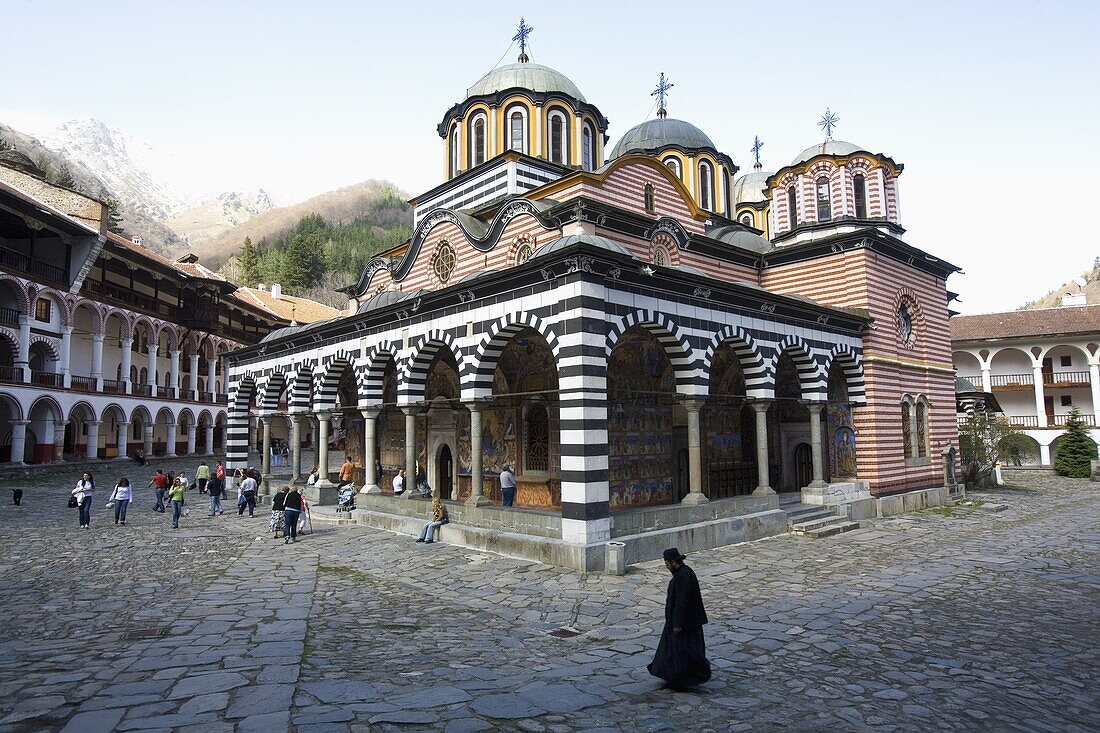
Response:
[102, 379, 124, 395]
[1007, 415, 1039, 427]
[0, 365, 22, 383]
[982, 371, 1093, 391]
[84, 279, 175, 318]
[71, 375, 96, 392]
[31, 370, 63, 388]
[132, 384, 152, 397]
[0, 245, 65, 284]
[0, 307, 19, 327]
[1053, 413, 1097, 427]
[1044, 371, 1090, 387]
[989, 373, 1034, 390]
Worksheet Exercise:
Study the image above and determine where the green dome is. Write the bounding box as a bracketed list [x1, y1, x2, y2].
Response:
[732, 170, 773, 205]
[790, 140, 863, 166]
[608, 118, 717, 160]
[466, 62, 586, 103]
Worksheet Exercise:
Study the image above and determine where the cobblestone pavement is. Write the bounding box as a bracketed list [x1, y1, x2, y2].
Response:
[0, 465, 1096, 732]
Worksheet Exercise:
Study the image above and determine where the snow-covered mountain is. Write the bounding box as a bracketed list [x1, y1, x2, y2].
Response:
[165, 189, 275, 245]
[43, 118, 187, 222]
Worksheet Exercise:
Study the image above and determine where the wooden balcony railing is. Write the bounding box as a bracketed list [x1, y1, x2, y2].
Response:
[0, 306, 19, 327]
[102, 379, 124, 394]
[31, 370, 63, 388]
[1007, 415, 1040, 427]
[0, 245, 65, 284]
[133, 384, 152, 397]
[1053, 413, 1097, 427]
[1043, 371, 1090, 386]
[0, 364, 22, 383]
[989, 373, 1034, 389]
[71, 375, 96, 392]
[156, 386, 171, 399]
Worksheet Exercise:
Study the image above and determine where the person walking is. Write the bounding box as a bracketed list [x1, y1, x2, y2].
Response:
[237, 470, 258, 517]
[108, 477, 133, 525]
[208, 471, 224, 516]
[149, 469, 169, 513]
[71, 472, 95, 529]
[195, 461, 211, 494]
[215, 462, 227, 500]
[338, 455, 355, 488]
[647, 548, 711, 690]
[499, 465, 516, 507]
[282, 486, 304, 543]
[270, 485, 289, 539]
[168, 476, 187, 529]
[415, 497, 449, 543]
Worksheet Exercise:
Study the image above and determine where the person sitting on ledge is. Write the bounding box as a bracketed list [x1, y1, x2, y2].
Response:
[415, 497, 448, 543]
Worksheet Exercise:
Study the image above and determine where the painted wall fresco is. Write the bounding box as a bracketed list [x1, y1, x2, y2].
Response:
[608, 329, 677, 509]
[827, 364, 857, 479]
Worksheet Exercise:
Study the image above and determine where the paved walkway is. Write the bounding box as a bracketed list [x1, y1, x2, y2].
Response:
[0, 470, 1096, 732]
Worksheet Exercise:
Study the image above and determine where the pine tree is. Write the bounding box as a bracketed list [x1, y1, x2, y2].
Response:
[101, 195, 125, 235]
[1053, 408, 1098, 478]
[281, 232, 327, 291]
[239, 237, 260, 286]
[54, 165, 77, 190]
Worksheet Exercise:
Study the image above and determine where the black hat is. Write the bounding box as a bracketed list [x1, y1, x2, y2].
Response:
[663, 547, 686, 563]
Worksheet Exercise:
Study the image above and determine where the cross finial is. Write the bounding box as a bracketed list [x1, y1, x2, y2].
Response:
[819, 108, 839, 140]
[750, 135, 764, 170]
[513, 18, 534, 62]
[652, 73, 674, 119]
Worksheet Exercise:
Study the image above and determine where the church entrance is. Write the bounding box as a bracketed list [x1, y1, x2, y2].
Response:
[794, 443, 813, 489]
[438, 444, 453, 499]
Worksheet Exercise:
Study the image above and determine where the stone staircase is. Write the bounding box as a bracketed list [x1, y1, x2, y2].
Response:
[781, 501, 861, 539]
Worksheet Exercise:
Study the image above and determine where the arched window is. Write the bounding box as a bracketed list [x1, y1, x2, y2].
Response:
[739, 213, 753, 226]
[652, 246, 668, 266]
[916, 399, 929, 458]
[788, 186, 799, 228]
[853, 173, 867, 218]
[525, 402, 550, 473]
[469, 114, 486, 167]
[509, 111, 525, 153]
[432, 241, 456, 284]
[582, 124, 594, 171]
[901, 400, 913, 458]
[449, 123, 459, 177]
[644, 183, 655, 213]
[699, 162, 714, 211]
[663, 156, 681, 178]
[548, 110, 568, 164]
[816, 177, 831, 221]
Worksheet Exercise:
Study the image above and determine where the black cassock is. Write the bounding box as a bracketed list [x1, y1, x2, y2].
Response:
[648, 563, 712, 687]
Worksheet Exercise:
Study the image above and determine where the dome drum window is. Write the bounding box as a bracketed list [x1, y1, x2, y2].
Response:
[699, 162, 714, 212]
[432, 241, 457, 284]
[853, 173, 867, 218]
[787, 186, 799, 228]
[643, 183, 655, 213]
[663, 157, 681, 178]
[816, 177, 832, 222]
[509, 111, 525, 153]
[582, 124, 595, 171]
[470, 114, 487, 167]
[548, 109, 569, 165]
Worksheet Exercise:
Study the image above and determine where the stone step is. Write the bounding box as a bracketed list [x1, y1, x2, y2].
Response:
[804, 520, 861, 539]
[784, 507, 836, 528]
[790, 515, 847, 533]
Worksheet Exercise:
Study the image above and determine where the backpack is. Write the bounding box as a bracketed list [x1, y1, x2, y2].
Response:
[67, 495, 78, 508]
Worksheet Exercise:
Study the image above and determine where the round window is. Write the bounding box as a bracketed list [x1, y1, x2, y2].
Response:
[515, 243, 533, 265]
[433, 242, 456, 284]
[897, 301, 915, 346]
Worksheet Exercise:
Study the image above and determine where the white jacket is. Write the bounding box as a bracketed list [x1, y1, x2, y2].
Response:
[110, 483, 133, 502]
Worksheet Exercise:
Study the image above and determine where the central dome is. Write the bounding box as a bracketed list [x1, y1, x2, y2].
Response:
[790, 140, 863, 166]
[466, 62, 586, 102]
[608, 118, 717, 160]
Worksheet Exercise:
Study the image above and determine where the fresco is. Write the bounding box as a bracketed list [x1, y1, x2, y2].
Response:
[827, 364, 857, 478]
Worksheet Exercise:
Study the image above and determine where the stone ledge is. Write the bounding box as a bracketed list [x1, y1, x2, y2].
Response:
[876, 486, 950, 517]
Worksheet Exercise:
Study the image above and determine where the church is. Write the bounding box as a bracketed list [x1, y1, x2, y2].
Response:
[225, 24, 960, 570]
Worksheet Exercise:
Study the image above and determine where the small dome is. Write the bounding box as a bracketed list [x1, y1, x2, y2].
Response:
[790, 140, 863, 166]
[707, 224, 772, 254]
[608, 118, 717, 160]
[531, 234, 634, 260]
[357, 289, 411, 315]
[732, 170, 773, 205]
[466, 62, 586, 103]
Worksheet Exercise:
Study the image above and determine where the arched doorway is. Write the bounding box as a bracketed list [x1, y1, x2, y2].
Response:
[438, 444, 454, 499]
[794, 442, 813, 488]
[704, 341, 755, 497]
[774, 352, 811, 492]
[422, 348, 459, 497]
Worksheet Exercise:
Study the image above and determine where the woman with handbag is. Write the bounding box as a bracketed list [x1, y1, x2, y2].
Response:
[109, 477, 133, 525]
[71, 472, 95, 529]
[269, 486, 289, 539]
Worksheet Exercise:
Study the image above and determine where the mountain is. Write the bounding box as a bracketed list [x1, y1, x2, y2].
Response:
[165, 189, 274, 245]
[193, 180, 412, 266]
[1019, 258, 1100, 309]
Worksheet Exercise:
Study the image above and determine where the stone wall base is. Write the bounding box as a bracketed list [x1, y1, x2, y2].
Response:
[875, 486, 950, 517]
[802, 481, 871, 506]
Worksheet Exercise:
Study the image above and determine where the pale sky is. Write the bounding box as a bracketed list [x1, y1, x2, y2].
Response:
[4, 0, 1097, 315]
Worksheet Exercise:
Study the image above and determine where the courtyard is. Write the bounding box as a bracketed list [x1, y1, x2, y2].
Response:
[0, 467, 1096, 733]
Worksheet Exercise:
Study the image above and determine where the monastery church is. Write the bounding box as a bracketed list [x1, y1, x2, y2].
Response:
[226, 25, 960, 570]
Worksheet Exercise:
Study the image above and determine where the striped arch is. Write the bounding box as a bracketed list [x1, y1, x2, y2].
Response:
[827, 344, 866, 405]
[0, 274, 30, 315]
[0, 327, 18, 353]
[314, 350, 360, 411]
[33, 287, 72, 326]
[226, 374, 258, 469]
[102, 308, 134, 340]
[72, 301, 106, 334]
[469, 312, 561, 398]
[362, 341, 402, 406]
[288, 365, 316, 413]
[260, 372, 288, 413]
[27, 334, 61, 360]
[605, 309, 699, 392]
[68, 400, 98, 422]
[398, 330, 465, 404]
[157, 323, 179, 352]
[177, 407, 196, 427]
[703, 325, 769, 398]
[772, 335, 826, 401]
[197, 409, 214, 427]
[128, 404, 153, 425]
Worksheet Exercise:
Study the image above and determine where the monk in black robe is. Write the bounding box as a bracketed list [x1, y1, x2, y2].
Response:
[648, 547, 712, 689]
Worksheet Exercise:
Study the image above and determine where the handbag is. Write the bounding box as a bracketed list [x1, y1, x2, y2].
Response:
[67, 495, 78, 508]
[182, 507, 190, 516]
[105, 501, 115, 508]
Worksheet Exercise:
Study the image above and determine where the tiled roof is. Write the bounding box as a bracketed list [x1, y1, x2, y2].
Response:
[233, 287, 341, 324]
[950, 305, 1100, 342]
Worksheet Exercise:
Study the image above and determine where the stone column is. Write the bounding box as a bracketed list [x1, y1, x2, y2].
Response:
[681, 399, 709, 505]
[752, 402, 774, 495]
[402, 406, 422, 499]
[261, 415, 273, 476]
[204, 421, 215, 455]
[146, 341, 158, 390]
[53, 421, 67, 463]
[185, 422, 196, 455]
[91, 333, 104, 391]
[169, 349, 181, 399]
[15, 315, 30, 383]
[8, 420, 28, 464]
[465, 401, 489, 506]
[143, 424, 154, 457]
[60, 325, 72, 388]
[207, 357, 218, 400]
[288, 414, 303, 482]
[120, 337, 133, 394]
[1032, 363, 1046, 427]
[807, 402, 827, 488]
[189, 353, 200, 401]
[166, 421, 177, 457]
[361, 407, 381, 493]
[85, 420, 101, 460]
[116, 421, 128, 460]
[980, 366, 992, 394]
[315, 411, 333, 487]
[1039, 442, 1052, 467]
[1089, 363, 1100, 424]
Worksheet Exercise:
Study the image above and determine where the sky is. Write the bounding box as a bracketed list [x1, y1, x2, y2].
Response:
[3, 0, 1097, 315]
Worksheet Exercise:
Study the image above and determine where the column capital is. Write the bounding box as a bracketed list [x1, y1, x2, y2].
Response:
[91, 332, 105, 342]
[259, 413, 276, 425]
[85, 420, 102, 427]
[680, 397, 706, 412]
[803, 400, 826, 413]
[288, 412, 304, 423]
[401, 405, 425, 416]
[462, 397, 489, 411]
[752, 400, 773, 414]
[360, 406, 382, 419]
[10, 420, 30, 427]
[316, 410, 332, 420]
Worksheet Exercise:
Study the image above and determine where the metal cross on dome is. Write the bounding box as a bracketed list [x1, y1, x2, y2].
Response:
[819, 108, 839, 140]
[750, 135, 764, 167]
[513, 18, 534, 58]
[652, 73, 674, 119]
